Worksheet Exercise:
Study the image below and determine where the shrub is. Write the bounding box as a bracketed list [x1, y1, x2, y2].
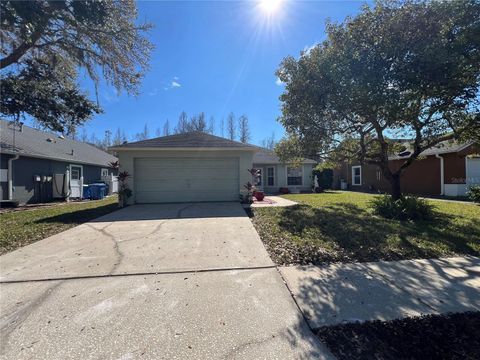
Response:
[370, 194, 434, 221]
[312, 165, 334, 191]
[466, 185, 480, 203]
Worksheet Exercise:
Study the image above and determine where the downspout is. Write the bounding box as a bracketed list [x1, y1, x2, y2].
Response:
[436, 154, 444, 196]
[8, 155, 20, 200]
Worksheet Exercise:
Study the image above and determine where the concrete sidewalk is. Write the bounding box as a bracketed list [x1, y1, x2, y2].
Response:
[280, 256, 480, 328]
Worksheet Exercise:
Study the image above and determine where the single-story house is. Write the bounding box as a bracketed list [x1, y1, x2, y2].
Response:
[0, 119, 118, 204]
[332, 141, 480, 197]
[253, 149, 316, 193]
[110, 132, 316, 204]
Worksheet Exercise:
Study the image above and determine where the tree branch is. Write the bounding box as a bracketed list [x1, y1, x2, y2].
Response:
[0, 25, 46, 69]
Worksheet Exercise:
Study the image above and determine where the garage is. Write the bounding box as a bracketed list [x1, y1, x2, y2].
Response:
[134, 157, 239, 203]
[466, 157, 480, 186]
[111, 132, 257, 204]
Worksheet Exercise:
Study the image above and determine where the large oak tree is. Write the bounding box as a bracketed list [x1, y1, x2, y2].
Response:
[0, 0, 153, 132]
[276, 0, 480, 199]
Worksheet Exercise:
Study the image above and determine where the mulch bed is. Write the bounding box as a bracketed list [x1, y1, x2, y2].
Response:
[316, 312, 480, 360]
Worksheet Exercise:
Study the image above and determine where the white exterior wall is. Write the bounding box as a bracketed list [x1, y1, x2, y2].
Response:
[117, 149, 255, 205]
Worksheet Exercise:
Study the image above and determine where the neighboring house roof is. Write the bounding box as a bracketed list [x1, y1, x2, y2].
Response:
[253, 149, 317, 164]
[389, 140, 474, 160]
[110, 131, 260, 150]
[0, 119, 117, 167]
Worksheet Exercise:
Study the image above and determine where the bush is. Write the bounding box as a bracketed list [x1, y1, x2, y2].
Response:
[466, 185, 480, 203]
[370, 194, 435, 221]
[312, 165, 334, 191]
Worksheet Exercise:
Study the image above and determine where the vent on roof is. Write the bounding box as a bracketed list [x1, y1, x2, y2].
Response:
[58, 134, 65, 139]
[46, 138, 55, 143]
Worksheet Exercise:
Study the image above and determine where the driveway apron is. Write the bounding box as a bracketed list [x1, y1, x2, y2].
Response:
[0, 202, 333, 359]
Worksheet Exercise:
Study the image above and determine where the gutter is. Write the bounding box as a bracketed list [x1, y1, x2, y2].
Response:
[435, 154, 444, 196]
[7, 154, 20, 200]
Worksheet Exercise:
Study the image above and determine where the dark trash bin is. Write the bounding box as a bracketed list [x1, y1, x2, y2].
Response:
[89, 183, 107, 200]
[82, 185, 91, 200]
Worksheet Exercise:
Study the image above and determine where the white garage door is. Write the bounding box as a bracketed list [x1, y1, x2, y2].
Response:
[134, 157, 239, 203]
[467, 158, 480, 186]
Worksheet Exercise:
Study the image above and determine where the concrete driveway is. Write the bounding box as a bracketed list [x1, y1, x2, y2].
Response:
[0, 202, 333, 360]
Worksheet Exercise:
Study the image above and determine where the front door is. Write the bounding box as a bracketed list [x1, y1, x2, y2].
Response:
[70, 165, 83, 198]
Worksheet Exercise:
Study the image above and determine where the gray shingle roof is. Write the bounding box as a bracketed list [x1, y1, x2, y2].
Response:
[110, 131, 259, 150]
[0, 119, 117, 166]
[389, 140, 474, 160]
[253, 149, 316, 164]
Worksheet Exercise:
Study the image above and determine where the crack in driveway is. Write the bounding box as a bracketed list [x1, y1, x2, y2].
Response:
[85, 223, 123, 274]
[0, 281, 63, 355]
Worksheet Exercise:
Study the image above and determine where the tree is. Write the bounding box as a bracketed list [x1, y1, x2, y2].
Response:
[80, 128, 88, 142]
[208, 116, 215, 135]
[226, 112, 236, 140]
[1, 59, 101, 133]
[238, 115, 250, 143]
[276, 0, 480, 199]
[175, 111, 189, 134]
[188, 112, 208, 132]
[135, 123, 149, 141]
[163, 119, 170, 136]
[220, 118, 225, 137]
[102, 130, 112, 149]
[0, 0, 153, 131]
[112, 128, 123, 145]
[261, 132, 276, 150]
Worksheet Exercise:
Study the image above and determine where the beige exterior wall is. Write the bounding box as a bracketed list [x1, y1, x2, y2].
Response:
[252, 163, 314, 193]
[117, 149, 255, 204]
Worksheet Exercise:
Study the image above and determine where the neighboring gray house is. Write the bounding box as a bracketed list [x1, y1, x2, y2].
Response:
[111, 132, 316, 204]
[1, 120, 117, 204]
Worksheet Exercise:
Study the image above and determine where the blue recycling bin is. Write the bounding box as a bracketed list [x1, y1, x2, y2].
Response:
[82, 185, 91, 200]
[89, 183, 107, 200]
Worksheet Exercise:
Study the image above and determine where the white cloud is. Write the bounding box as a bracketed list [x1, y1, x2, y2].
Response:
[163, 77, 182, 91]
[275, 77, 284, 86]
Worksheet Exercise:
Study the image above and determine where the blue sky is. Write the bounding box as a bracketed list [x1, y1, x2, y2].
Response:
[81, 0, 368, 145]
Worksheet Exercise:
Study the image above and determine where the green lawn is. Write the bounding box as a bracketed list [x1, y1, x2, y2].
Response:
[0, 196, 119, 254]
[251, 191, 480, 264]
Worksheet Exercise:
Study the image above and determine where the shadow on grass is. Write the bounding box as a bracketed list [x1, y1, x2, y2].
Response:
[254, 203, 480, 265]
[35, 202, 119, 225]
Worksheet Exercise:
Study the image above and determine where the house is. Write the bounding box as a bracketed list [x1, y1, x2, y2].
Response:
[253, 149, 316, 193]
[333, 141, 480, 197]
[110, 132, 316, 204]
[0, 120, 118, 204]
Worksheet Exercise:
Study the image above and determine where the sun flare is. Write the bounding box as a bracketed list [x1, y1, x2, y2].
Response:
[259, 0, 284, 15]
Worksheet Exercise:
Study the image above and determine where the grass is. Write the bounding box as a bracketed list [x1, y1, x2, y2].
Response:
[0, 196, 119, 254]
[251, 191, 480, 264]
[316, 312, 480, 360]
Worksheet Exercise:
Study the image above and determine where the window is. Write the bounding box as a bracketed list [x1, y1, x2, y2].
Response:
[101, 168, 109, 177]
[287, 166, 303, 186]
[254, 168, 262, 186]
[267, 167, 275, 186]
[352, 166, 362, 186]
[71, 167, 81, 180]
[376, 170, 381, 181]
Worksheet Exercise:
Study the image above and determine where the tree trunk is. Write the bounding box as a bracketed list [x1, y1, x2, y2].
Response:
[390, 174, 402, 200]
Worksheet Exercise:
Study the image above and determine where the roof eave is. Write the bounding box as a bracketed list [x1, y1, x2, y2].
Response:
[0, 150, 116, 167]
[110, 146, 260, 152]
